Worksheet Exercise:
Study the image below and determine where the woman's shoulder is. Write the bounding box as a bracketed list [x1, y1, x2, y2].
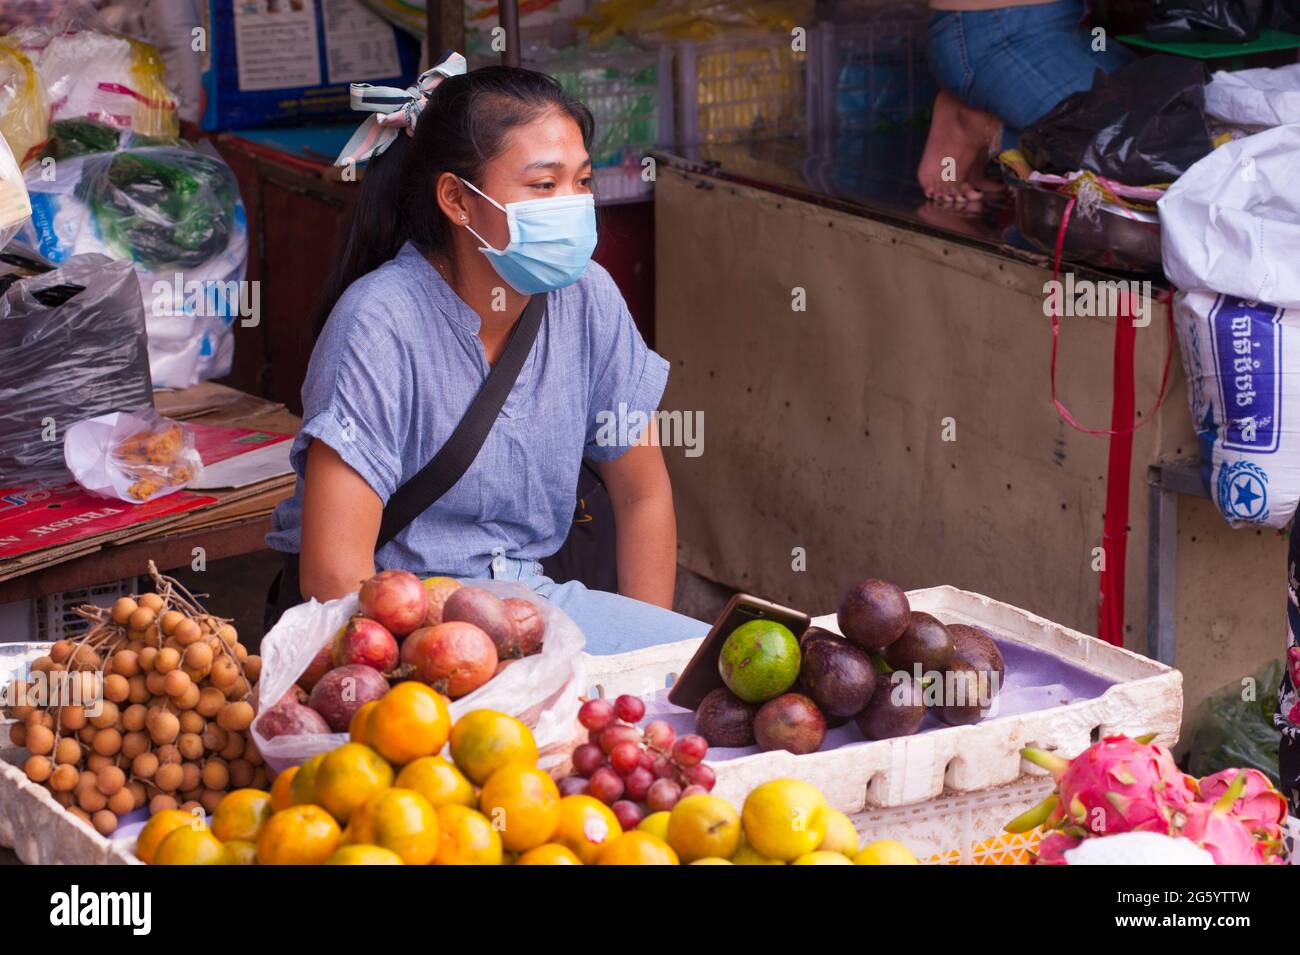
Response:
[558, 260, 629, 332]
[323, 246, 436, 343]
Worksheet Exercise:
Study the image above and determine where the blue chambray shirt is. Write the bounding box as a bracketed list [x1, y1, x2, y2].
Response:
[266, 242, 668, 577]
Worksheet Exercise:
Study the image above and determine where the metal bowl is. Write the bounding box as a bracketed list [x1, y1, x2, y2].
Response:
[1013, 179, 1163, 274]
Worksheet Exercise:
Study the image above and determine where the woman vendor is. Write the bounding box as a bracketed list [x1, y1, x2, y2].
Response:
[266, 56, 706, 654]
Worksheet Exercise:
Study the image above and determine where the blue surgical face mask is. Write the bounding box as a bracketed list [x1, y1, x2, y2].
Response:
[459, 177, 597, 295]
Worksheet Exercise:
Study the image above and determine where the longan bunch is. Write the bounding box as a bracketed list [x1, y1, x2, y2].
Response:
[5, 563, 266, 836]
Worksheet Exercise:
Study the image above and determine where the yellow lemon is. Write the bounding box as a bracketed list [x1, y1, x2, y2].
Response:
[479, 763, 561, 852]
[690, 857, 734, 865]
[793, 850, 854, 865]
[345, 787, 439, 864]
[212, 788, 273, 842]
[222, 840, 258, 865]
[740, 779, 827, 861]
[257, 805, 341, 865]
[516, 843, 583, 865]
[552, 795, 621, 864]
[314, 743, 394, 824]
[818, 808, 859, 856]
[729, 834, 785, 865]
[395, 755, 476, 809]
[637, 811, 670, 841]
[448, 709, 537, 785]
[366, 682, 451, 766]
[434, 804, 503, 865]
[326, 844, 405, 865]
[854, 839, 919, 865]
[290, 753, 326, 805]
[152, 826, 227, 865]
[269, 765, 299, 812]
[666, 794, 741, 863]
[135, 809, 201, 864]
[596, 831, 679, 865]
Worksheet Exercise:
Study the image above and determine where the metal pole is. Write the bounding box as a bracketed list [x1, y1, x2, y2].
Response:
[425, 0, 464, 63]
[500, 0, 521, 67]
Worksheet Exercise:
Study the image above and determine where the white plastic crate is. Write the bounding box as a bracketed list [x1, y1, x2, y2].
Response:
[675, 31, 806, 146]
[583, 585, 1184, 816]
[33, 577, 135, 643]
[524, 42, 674, 203]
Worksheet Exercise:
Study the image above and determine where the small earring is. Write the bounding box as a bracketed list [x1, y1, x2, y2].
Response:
[460, 214, 467, 221]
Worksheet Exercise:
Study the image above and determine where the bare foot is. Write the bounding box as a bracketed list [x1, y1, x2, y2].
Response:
[917, 90, 1002, 203]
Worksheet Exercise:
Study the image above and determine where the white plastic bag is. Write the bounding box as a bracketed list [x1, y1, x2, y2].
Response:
[64, 410, 203, 503]
[1205, 65, 1300, 128]
[251, 579, 587, 775]
[1161, 125, 1300, 528]
[0, 131, 30, 249]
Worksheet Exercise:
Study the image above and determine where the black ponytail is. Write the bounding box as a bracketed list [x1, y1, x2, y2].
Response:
[314, 66, 594, 336]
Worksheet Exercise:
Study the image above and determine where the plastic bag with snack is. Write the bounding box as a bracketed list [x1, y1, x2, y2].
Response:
[63, 409, 203, 503]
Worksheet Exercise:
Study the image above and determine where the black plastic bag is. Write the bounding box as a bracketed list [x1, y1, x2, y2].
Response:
[1146, 0, 1272, 43]
[1019, 55, 1212, 184]
[0, 254, 154, 487]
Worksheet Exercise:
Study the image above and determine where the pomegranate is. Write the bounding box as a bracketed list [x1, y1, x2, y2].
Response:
[400, 621, 497, 699]
[358, 569, 428, 637]
[256, 692, 330, 740]
[299, 642, 334, 692]
[307, 664, 390, 732]
[441, 587, 518, 659]
[421, 576, 463, 627]
[332, 615, 398, 672]
[503, 597, 545, 656]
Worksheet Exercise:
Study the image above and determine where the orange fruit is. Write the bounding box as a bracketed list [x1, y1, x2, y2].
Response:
[433, 804, 503, 865]
[326, 845, 404, 865]
[551, 795, 621, 864]
[314, 743, 394, 823]
[596, 831, 679, 865]
[152, 826, 228, 865]
[223, 840, 258, 865]
[212, 788, 274, 842]
[479, 764, 561, 852]
[257, 805, 341, 865]
[516, 843, 582, 865]
[345, 788, 439, 865]
[135, 809, 202, 864]
[394, 755, 476, 809]
[366, 682, 451, 765]
[290, 753, 326, 805]
[270, 765, 299, 812]
[448, 710, 537, 785]
[349, 700, 378, 743]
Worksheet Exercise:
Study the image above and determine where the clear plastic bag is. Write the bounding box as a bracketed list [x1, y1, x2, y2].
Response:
[0, 42, 50, 168]
[15, 143, 249, 388]
[0, 253, 153, 488]
[0, 131, 31, 250]
[63, 409, 203, 503]
[251, 580, 588, 775]
[4, 19, 179, 138]
[1187, 660, 1283, 786]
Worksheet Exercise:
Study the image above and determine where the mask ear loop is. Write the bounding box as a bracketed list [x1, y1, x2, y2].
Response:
[457, 176, 508, 253]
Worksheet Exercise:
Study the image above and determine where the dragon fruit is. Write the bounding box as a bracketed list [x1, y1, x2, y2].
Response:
[1032, 831, 1081, 865]
[1179, 772, 1268, 865]
[1018, 735, 1196, 837]
[1198, 768, 1287, 830]
[1195, 769, 1287, 864]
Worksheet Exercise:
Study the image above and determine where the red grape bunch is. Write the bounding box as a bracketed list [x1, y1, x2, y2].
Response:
[561, 694, 716, 831]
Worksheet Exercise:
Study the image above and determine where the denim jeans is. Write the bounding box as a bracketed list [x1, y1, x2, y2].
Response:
[483, 554, 710, 655]
[927, 0, 1134, 149]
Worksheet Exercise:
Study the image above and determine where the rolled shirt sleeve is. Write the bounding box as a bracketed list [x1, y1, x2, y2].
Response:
[289, 301, 411, 503]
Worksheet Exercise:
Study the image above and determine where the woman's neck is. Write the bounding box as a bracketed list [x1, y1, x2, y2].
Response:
[427, 247, 529, 364]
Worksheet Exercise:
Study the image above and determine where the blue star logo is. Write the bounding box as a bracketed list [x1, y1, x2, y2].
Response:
[1233, 477, 1262, 513]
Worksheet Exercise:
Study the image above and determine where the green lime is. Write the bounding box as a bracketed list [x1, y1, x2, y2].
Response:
[718, 620, 801, 703]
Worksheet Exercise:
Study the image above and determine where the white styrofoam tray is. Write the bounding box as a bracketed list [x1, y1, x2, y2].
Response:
[582, 585, 1183, 815]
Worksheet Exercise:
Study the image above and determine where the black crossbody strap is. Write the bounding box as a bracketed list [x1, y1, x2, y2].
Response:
[375, 293, 545, 549]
